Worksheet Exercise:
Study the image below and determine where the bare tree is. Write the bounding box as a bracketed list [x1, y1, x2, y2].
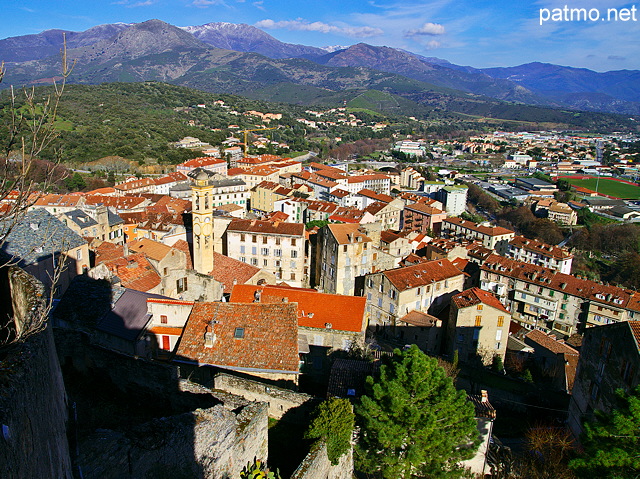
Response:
[0, 36, 75, 345]
[0, 36, 75, 252]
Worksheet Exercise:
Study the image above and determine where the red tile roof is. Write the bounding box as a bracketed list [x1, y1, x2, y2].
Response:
[228, 219, 305, 236]
[383, 259, 464, 292]
[452, 287, 510, 314]
[176, 302, 300, 373]
[327, 224, 372, 245]
[209, 252, 262, 293]
[102, 253, 161, 292]
[230, 284, 366, 333]
[525, 329, 580, 356]
[444, 217, 514, 237]
[509, 235, 573, 260]
[398, 310, 440, 327]
[95, 242, 125, 264]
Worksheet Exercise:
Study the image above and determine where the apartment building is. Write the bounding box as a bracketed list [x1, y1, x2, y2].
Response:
[226, 219, 307, 287]
[403, 203, 447, 235]
[441, 217, 515, 254]
[506, 235, 573, 274]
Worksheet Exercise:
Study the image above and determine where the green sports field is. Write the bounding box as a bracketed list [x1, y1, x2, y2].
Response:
[564, 177, 640, 200]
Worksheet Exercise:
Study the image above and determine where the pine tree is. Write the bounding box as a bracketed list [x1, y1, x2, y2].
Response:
[355, 345, 479, 479]
[570, 386, 640, 478]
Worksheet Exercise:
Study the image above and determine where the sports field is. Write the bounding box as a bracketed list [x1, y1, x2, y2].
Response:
[561, 176, 640, 200]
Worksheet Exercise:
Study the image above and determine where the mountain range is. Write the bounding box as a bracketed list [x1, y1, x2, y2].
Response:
[1, 19, 639, 117]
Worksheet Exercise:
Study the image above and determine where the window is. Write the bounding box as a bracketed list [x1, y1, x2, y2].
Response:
[291, 250, 298, 258]
[561, 303, 567, 310]
[176, 277, 188, 293]
[274, 260, 281, 267]
[234, 327, 245, 339]
[261, 248, 269, 256]
[263, 236, 268, 244]
[274, 249, 282, 257]
[290, 261, 296, 269]
[475, 316, 482, 327]
[251, 258, 258, 266]
[252, 235, 257, 243]
[477, 305, 483, 311]
[497, 316, 504, 327]
[263, 259, 268, 266]
[367, 278, 374, 288]
[240, 234, 245, 242]
[416, 288, 421, 296]
[389, 289, 397, 300]
[76, 249, 82, 261]
[290, 273, 296, 280]
[275, 237, 281, 245]
[162, 336, 170, 350]
[240, 245, 245, 254]
[252, 247, 257, 255]
[160, 315, 168, 324]
[377, 298, 383, 308]
[343, 245, 348, 252]
[291, 238, 297, 246]
[496, 330, 502, 341]
[163, 267, 168, 276]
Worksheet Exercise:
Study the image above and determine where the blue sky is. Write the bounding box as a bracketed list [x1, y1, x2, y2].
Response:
[3, 0, 639, 71]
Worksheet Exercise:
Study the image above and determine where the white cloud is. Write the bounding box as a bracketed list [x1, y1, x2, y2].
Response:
[255, 19, 383, 38]
[252, 0, 265, 10]
[405, 22, 446, 36]
[127, 0, 156, 6]
[191, 0, 225, 6]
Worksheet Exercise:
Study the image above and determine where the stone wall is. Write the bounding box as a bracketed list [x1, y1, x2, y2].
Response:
[0, 266, 73, 479]
[77, 402, 268, 479]
[290, 439, 354, 479]
[213, 372, 320, 422]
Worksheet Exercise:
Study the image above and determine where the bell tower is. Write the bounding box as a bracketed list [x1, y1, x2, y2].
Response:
[191, 170, 214, 274]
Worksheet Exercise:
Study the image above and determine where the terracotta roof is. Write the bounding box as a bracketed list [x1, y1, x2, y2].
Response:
[357, 189, 393, 203]
[228, 219, 304, 236]
[628, 321, 640, 348]
[327, 223, 372, 245]
[452, 287, 510, 314]
[525, 329, 580, 356]
[398, 310, 440, 327]
[127, 238, 172, 262]
[443, 217, 514, 237]
[509, 235, 572, 260]
[178, 157, 226, 168]
[102, 253, 161, 292]
[210, 252, 261, 293]
[380, 230, 403, 244]
[482, 254, 638, 311]
[347, 174, 389, 183]
[383, 259, 464, 292]
[95, 242, 125, 264]
[406, 203, 445, 215]
[329, 189, 350, 199]
[230, 284, 366, 333]
[176, 302, 300, 374]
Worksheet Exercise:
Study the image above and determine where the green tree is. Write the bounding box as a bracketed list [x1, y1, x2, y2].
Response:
[305, 398, 354, 466]
[570, 387, 640, 478]
[64, 171, 86, 191]
[356, 345, 479, 478]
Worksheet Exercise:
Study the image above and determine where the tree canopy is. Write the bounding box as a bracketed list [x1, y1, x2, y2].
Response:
[305, 397, 354, 466]
[570, 386, 640, 478]
[355, 345, 479, 479]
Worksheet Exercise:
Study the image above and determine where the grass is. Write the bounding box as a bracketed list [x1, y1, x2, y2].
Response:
[564, 177, 640, 199]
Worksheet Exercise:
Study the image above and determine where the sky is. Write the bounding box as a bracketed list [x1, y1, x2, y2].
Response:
[2, 0, 640, 71]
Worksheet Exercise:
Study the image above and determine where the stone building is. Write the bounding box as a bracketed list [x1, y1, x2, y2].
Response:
[447, 288, 511, 364]
[568, 321, 640, 441]
[441, 217, 515, 254]
[363, 259, 465, 334]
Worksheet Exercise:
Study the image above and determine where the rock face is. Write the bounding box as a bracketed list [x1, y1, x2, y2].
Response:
[76, 402, 268, 479]
[0, 266, 73, 479]
[182, 22, 326, 59]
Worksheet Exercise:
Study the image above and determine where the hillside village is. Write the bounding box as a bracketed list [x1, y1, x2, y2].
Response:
[3, 111, 640, 477]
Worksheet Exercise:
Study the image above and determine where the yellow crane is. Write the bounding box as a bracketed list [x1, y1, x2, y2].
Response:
[242, 127, 277, 155]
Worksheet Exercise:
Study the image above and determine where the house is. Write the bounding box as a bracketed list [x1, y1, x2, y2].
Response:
[176, 156, 227, 176]
[363, 201, 403, 231]
[548, 202, 578, 225]
[186, 169, 249, 210]
[144, 297, 195, 358]
[225, 219, 307, 287]
[363, 259, 465, 335]
[447, 288, 511, 364]
[395, 310, 443, 356]
[524, 329, 579, 393]
[59, 205, 125, 245]
[0, 209, 89, 296]
[315, 223, 375, 296]
[568, 321, 640, 441]
[230, 283, 367, 349]
[175, 302, 300, 384]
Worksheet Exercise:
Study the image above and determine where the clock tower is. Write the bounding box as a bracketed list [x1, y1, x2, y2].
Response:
[191, 170, 214, 274]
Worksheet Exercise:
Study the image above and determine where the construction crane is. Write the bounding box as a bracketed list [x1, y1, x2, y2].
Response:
[242, 127, 277, 155]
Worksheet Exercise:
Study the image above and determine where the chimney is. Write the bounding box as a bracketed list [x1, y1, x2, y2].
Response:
[481, 390, 489, 403]
[253, 290, 262, 302]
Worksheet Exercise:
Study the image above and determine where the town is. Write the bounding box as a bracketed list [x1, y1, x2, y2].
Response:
[3, 95, 640, 478]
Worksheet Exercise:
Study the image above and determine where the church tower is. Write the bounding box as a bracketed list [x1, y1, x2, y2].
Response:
[191, 170, 214, 274]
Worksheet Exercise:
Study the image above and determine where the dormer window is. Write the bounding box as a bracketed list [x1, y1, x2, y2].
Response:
[234, 327, 245, 339]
